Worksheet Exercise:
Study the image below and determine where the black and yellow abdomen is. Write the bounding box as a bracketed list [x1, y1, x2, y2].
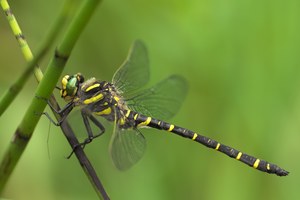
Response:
[125, 109, 288, 176]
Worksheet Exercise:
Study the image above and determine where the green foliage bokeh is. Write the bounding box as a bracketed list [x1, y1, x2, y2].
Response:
[0, 0, 299, 199]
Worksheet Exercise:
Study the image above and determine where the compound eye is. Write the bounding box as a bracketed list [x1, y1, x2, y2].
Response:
[60, 74, 79, 101]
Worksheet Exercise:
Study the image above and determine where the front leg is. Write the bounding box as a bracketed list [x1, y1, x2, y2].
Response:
[36, 95, 75, 126]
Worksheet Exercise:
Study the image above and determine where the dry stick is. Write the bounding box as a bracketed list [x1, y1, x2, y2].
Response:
[49, 97, 110, 200]
[0, 1, 109, 199]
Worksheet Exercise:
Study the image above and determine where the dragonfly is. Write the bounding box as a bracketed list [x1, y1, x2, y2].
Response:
[48, 40, 288, 176]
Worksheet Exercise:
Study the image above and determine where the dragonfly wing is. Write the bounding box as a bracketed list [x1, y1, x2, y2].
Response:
[112, 40, 150, 95]
[126, 74, 188, 121]
[109, 123, 146, 171]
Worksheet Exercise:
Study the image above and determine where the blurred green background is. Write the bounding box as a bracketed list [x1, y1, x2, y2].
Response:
[0, 0, 299, 199]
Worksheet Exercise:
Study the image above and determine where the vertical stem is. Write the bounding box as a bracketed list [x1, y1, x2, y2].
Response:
[0, 0, 71, 115]
[0, 1, 109, 199]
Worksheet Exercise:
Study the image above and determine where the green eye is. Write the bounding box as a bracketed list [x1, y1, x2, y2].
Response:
[60, 74, 81, 100]
[66, 77, 77, 95]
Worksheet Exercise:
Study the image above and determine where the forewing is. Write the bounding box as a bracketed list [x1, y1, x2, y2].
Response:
[112, 40, 150, 95]
[126, 75, 188, 121]
[109, 124, 146, 171]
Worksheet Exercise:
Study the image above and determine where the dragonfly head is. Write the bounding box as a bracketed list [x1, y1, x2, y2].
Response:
[60, 73, 84, 101]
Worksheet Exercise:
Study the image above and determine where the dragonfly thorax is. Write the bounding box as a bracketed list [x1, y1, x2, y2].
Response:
[71, 76, 129, 124]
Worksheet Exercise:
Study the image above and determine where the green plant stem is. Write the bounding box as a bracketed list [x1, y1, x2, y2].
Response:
[0, 1, 105, 199]
[1, 0, 109, 199]
[0, 0, 72, 116]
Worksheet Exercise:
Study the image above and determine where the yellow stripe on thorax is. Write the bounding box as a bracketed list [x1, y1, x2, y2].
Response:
[83, 93, 103, 104]
[95, 107, 111, 116]
[125, 110, 131, 117]
[119, 117, 126, 125]
[85, 83, 100, 92]
[138, 117, 152, 126]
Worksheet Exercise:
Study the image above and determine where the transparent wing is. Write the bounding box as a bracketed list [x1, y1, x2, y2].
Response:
[126, 74, 188, 121]
[109, 122, 146, 171]
[112, 40, 150, 95]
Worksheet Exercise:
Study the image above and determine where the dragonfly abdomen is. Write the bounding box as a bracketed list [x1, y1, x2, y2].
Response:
[125, 109, 288, 176]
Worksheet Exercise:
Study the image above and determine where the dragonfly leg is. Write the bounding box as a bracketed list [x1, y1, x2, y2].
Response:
[81, 108, 106, 142]
[36, 95, 75, 125]
[87, 113, 106, 138]
[66, 108, 106, 158]
[42, 102, 75, 126]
